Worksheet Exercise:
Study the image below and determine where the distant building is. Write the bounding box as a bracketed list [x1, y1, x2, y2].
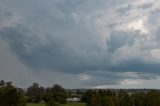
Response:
[66, 97, 81, 102]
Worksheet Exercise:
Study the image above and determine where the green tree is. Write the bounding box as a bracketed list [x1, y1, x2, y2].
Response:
[146, 90, 160, 106]
[43, 84, 67, 105]
[51, 84, 67, 104]
[26, 83, 44, 103]
[101, 96, 115, 106]
[0, 80, 26, 106]
[118, 90, 132, 106]
[85, 90, 101, 106]
[131, 92, 146, 106]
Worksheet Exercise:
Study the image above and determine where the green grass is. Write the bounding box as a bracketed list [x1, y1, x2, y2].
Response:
[27, 103, 45, 106]
[27, 102, 85, 106]
[61, 102, 85, 106]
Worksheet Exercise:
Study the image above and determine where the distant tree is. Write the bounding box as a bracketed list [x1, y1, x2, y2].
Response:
[51, 84, 67, 104]
[101, 96, 115, 106]
[83, 90, 94, 103]
[88, 94, 100, 106]
[106, 90, 115, 96]
[98, 90, 107, 97]
[26, 83, 44, 103]
[98, 90, 116, 97]
[81, 90, 92, 102]
[85, 90, 101, 106]
[131, 92, 146, 106]
[111, 96, 119, 106]
[146, 90, 160, 106]
[43, 84, 67, 105]
[43, 87, 52, 103]
[43, 87, 59, 106]
[85, 90, 117, 106]
[118, 90, 132, 106]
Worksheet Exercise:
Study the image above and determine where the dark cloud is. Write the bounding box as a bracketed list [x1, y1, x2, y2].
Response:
[0, 25, 78, 72]
[0, 0, 160, 88]
[0, 11, 160, 75]
[138, 2, 153, 9]
[107, 30, 137, 52]
[109, 59, 160, 73]
[0, 25, 102, 73]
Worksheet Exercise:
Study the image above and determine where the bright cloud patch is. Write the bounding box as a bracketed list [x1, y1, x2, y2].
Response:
[120, 79, 141, 85]
[128, 19, 148, 34]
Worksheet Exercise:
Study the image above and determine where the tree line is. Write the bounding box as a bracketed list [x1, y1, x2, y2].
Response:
[0, 80, 66, 106]
[82, 89, 160, 106]
[1, 80, 160, 106]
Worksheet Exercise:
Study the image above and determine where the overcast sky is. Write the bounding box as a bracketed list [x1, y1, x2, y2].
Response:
[0, 0, 160, 88]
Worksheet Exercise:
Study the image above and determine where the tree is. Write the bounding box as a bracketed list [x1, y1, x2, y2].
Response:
[43, 84, 67, 105]
[101, 96, 115, 106]
[0, 80, 27, 106]
[43, 87, 60, 106]
[88, 94, 100, 106]
[131, 92, 146, 106]
[84, 90, 101, 106]
[118, 90, 132, 106]
[112, 96, 119, 106]
[146, 90, 160, 106]
[26, 83, 44, 103]
[51, 84, 67, 104]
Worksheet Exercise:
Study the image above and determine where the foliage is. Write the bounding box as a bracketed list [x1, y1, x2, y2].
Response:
[83, 89, 160, 106]
[43, 84, 67, 106]
[101, 96, 115, 106]
[3, 80, 160, 106]
[118, 90, 132, 106]
[0, 80, 27, 106]
[146, 90, 160, 106]
[26, 83, 44, 103]
[83, 90, 116, 106]
[52, 84, 67, 104]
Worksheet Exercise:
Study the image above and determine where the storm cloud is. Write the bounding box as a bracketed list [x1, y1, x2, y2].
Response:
[0, 0, 160, 88]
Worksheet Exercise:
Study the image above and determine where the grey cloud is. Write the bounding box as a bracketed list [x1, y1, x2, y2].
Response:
[79, 71, 159, 87]
[1, 0, 160, 88]
[112, 60, 160, 74]
[0, 37, 91, 88]
[82, 71, 122, 86]
[138, 73, 158, 80]
[107, 30, 137, 52]
[0, 18, 160, 75]
[0, 25, 103, 73]
[116, 5, 132, 15]
[138, 2, 153, 9]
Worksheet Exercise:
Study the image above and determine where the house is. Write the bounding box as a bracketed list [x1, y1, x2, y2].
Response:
[66, 97, 81, 102]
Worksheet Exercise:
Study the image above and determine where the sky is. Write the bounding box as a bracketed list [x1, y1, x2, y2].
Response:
[0, 0, 160, 89]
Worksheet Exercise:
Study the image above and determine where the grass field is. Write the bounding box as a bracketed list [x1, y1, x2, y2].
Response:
[27, 103, 45, 106]
[61, 102, 85, 106]
[27, 102, 85, 106]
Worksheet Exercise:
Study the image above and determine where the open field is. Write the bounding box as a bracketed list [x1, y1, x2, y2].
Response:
[27, 102, 85, 106]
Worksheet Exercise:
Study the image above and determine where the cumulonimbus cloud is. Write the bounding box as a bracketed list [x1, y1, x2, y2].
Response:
[0, 0, 160, 88]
